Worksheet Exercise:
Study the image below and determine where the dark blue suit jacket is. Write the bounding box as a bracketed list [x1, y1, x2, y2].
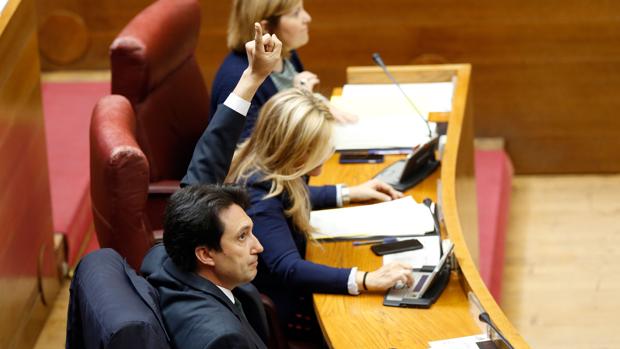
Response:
[243, 174, 351, 326]
[66, 249, 171, 349]
[141, 244, 267, 349]
[210, 50, 304, 142]
[182, 104, 246, 186]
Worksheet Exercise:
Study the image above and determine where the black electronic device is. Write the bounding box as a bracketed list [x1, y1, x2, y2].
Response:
[383, 240, 454, 308]
[339, 152, 384, 164]
[371, 239, 423, 256]
[373, 136, 440, 191]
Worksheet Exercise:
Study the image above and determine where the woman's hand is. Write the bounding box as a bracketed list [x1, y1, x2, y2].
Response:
[244, 23, 282, 80]
[328, 103, 358, 124]
[357, 262, 414, 292]
[348, 179, 404, 203]
[293, 71, 320, 91]
[235, 23, 282, 101]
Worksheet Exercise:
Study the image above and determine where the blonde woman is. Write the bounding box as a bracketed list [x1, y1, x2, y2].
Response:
[211, 0, 355, 143]
[226, 89, 414, 341]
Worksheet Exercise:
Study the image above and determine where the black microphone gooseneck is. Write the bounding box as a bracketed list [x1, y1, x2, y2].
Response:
[478, 312, 515, 349]
[371, 52, 432, 137]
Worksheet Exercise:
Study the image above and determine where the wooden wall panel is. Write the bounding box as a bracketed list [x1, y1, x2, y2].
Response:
[35, 0, 620, 173]
[0, 0, 59, 348]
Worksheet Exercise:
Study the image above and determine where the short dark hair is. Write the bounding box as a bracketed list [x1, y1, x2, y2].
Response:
[163, 184, 250, 272]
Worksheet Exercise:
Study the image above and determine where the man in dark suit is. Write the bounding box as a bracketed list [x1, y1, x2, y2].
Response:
[142, 185, 265, 349]
[141, 24, 280, 349]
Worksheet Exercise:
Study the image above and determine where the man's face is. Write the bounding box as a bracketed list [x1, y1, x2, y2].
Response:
[209, 204, 263, 289]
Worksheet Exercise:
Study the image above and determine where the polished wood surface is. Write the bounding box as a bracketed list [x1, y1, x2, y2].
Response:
[35, 0, 620, 173]
[503, 175, 620, 349]
[308, 65, 529, 348]
[0, 0, 60, 348]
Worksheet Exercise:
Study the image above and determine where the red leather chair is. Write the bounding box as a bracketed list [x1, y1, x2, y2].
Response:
[93, 1, 318, 347]
[109, 0, 209, 231]
[89, 94, 316, 348]
[90, 95, 151, 271]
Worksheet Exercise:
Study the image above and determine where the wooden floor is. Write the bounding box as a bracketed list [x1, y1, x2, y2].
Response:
[501, 175, 620, 349]
[33, 175, 620, 348]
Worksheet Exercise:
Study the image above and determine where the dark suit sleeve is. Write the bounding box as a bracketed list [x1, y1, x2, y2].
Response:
[206, 333, 254, 349]
[250, 193, 350, 294]
[181, 104, 245, 186]
[308, 185, 338, 209]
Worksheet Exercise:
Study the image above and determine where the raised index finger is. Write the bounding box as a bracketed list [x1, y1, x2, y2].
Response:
[254, 23, 264, 51]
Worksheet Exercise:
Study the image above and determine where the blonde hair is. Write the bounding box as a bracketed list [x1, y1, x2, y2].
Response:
[227, 0, 301, 53]
[227, 89, 335, 237]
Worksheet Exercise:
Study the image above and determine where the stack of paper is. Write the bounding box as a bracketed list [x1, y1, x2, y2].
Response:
[428, 334, 497, 349]
[382, 236, 443, 269]
[330, 82, 454, 150]
[310, 196, 434, 240]
[0, 0, 8, 14]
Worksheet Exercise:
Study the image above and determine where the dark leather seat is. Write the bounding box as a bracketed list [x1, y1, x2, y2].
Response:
[91, 0, 208, 269]
[109, 0, 210, 231]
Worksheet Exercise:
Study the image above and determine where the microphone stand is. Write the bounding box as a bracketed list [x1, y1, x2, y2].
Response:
[371, 52, 433, 138]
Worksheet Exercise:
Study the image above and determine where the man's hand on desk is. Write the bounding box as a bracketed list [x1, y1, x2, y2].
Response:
[357, 261, 414, 292]
[349, 179, 404, 203]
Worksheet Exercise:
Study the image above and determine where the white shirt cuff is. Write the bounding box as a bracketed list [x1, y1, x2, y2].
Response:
[347, 267, 360, 295]
[336, 183, 344, 207]
[223, 93, 251, 116]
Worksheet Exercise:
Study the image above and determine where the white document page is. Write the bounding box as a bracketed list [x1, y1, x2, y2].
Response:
[382, 236, 442, 269]
[0, 0, 9, 14]
[428, 334, 490, 349]
[330, 82, 453, 150]
[310, 196, 434, 239]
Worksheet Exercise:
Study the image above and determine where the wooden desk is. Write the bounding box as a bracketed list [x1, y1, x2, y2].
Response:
[308, 65, 530, 348]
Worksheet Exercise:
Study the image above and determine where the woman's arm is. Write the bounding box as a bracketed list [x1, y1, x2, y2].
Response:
[182, 25, 281, 185]
[307, 185, 338, 209]
[249, 194, 350, 294]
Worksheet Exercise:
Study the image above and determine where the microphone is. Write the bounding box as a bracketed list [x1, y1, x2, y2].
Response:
[423, 198, 442, 255]
[468, 291, 514, 349]
[371, 52, 432, 137]
[478, 312, 515, 349]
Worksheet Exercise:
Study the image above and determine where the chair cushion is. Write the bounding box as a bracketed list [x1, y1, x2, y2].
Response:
[110, 0, 201, 104]
[110, 0, 209, 183]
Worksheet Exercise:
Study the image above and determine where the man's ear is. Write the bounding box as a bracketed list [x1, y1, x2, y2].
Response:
[195, 246, 216, 267]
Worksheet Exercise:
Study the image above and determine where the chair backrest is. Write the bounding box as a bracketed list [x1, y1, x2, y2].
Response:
[66, 248, 171, 349]
[110, 0, 209, 183]
[90, 94, 152, 270]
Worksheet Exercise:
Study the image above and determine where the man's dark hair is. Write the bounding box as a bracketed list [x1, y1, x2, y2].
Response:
[163, 184, 250, 272]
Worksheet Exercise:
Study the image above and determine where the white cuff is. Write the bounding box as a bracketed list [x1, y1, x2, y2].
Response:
[336, 184, 350, 207]
[336, 184, 343, 207]
[223, 93, 251, 116]
[347, 267, 360, 295]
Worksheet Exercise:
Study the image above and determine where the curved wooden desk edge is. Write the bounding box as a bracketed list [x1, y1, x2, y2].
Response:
[0, 0, 20, 34]
[311, 63, 530, 348]
[442, 64, 530, 348]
